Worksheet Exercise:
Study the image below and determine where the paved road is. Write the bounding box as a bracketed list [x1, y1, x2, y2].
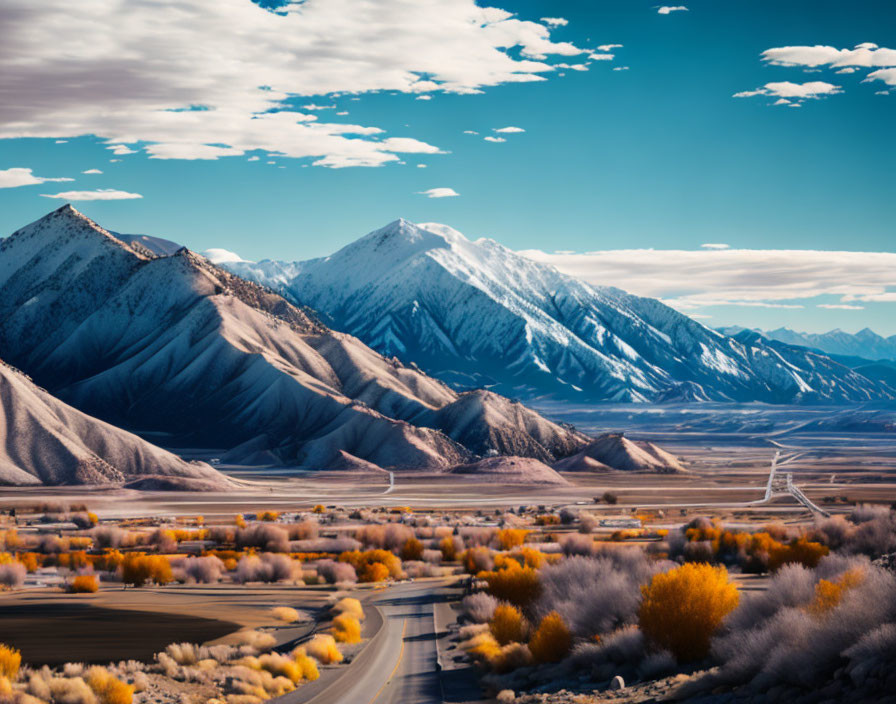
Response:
[284, 580, 453, 704]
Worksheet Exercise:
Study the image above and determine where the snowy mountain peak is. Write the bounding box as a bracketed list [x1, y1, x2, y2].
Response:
[216, 219, 895, 405]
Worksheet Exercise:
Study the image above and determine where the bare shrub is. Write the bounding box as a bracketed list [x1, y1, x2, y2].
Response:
[272, 607, 301, 623]
[235, 553, 298, 583]
[174, 556, 226, 584]
[149, 528, 177, 553]
[579, 513, 598, 534]
[459, 527, 496, 548]
[0, 562, 26, 589]
[710, 561, 896, 690]
[316, 559, 357, 584]
[463, 592, 499, 623]
[286, 520, 319, 541]
[236, 525, 289, 553]
[91, 527, 126, 549]
[355, 524, 413, 551]
[536, 551, 656, 639]
[422, 549, 442, 564]
[559, 533, 594, 557]
[291, 537, 360, 553]
[559, 508, 578, 525]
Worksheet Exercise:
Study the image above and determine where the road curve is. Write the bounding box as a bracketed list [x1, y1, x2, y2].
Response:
[281, 580, 450, 704]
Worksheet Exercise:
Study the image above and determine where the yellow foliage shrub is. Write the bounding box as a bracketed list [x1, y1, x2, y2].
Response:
[304, 634, 342, 664]
[489, 604, 527, 645]
[528, 611, 572, 663]
[0, 644, 21, 679]
[312, 505, 326, 514]
[400, 537, 424, 561]
[235, 514, 247, 529]
[332, 597, 364, 620]
[86, 666, 134, 704]
[439, 536, 458, 562]
[338, 550, 402, 582]
[68, 575, 99, 593]
[16, 552, 40, 572]
[808, 568, 865, 616]
[121, 554, 173, 587]
[331, 613, 361, 643]
[639, 563, 740, 662]
[259, 511, 280, 522]
[480, 564, 540, 608]
[291, 647, 320, 681]
[496, 529, 529, 550]
[768, 537, 829, 572]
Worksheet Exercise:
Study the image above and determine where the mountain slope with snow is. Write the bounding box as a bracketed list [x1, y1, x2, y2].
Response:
[220, 219, 892, 405]
[0, 361, 227, 487]
[0, 206, 587, 470]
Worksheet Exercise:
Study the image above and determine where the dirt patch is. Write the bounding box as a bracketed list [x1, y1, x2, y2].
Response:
[0, 603, 238, 666]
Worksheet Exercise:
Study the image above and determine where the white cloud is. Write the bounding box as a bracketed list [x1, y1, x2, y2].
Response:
[657, 6, 688, 15]
[463, 130, 479, 135]
[0, 167, 73, 189]
[417, 187, 459, 198]
[597, 44, 623, 52]
[81, 168, 103, 174]
[540, 17, 567, 27]
[494, 126, 525, 133]
[484, 136, 506, 142]
[700, 243, 729, 250]
[818, 304, 864, 310]
[0, 0, 584, 168]
[743, 43, 896, 94]
[416, 164, 427, 168]
[107, 144, 137, 155]
[733, 81, 842, 103]
[302, 104, 336, 110]
[204, 248, 252, 264]
[55, 139, 67, 144]
[416, 95, 432, 100]
[589, 53, 615, 61]
[248, 156, 260, 161]
[613, 66, 629, 71]
[336, 111, 349, 115]
[40, 188, 143, 201]
[517, 247, 896, 311]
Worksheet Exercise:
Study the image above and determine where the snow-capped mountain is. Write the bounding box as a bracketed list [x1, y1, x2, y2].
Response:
[720, 326, 896, 362]
[218, 219, 893, 404]
[0, 360, 227, 488]
[0, 206, 587, 470]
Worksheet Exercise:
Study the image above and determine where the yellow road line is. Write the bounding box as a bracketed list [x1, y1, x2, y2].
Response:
[369, 618, 408, 704]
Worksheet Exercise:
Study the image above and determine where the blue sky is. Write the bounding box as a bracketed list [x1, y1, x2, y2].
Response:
[1, 0, 894, 333]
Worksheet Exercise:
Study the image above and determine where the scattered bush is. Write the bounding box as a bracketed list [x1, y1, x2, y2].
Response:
[0, 644, 21, 679]
[316, 559, 357, 584]
[235, 553, 298, 583]
[489, 604, 528, 645]
[559, 533, 594, 557]
[272, 607, 301, 623]
[462, 547, 494, 574]
[331, 613, 361, 643]
[528, 611, 572, 663]
[332, 597, 364, 620]
[399, 537, 424, 561]
[121, 554, 173, 587]
[463, 592, 499, 623]
[176, 555, 226, 584]
[68, 574, 99, 593]
[479, 563, 540, 608]
[496, 529, 529, 551]
[304, 634, 342, 664]
[237, 525, 289, 553]
[0, 562, 26, 590]
[338, 550, 402, 582]
[86, 666, 134, 704]
[639, 563, 739, 662]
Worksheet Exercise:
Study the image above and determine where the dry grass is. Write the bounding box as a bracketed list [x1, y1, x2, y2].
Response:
[271, 606, 301, 623]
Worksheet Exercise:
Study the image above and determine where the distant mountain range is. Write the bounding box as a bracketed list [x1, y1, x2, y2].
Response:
[212, 219, 893, 405]
[718, 326, 896, 361]
[0, 206, 587, 478]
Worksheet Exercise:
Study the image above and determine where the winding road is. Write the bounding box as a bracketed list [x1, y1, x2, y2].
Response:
[278, 579, 464, 704]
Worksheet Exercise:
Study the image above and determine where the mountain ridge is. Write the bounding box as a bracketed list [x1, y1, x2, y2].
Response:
[0, 206, 589, 472]
[217, 219, 893, 405]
